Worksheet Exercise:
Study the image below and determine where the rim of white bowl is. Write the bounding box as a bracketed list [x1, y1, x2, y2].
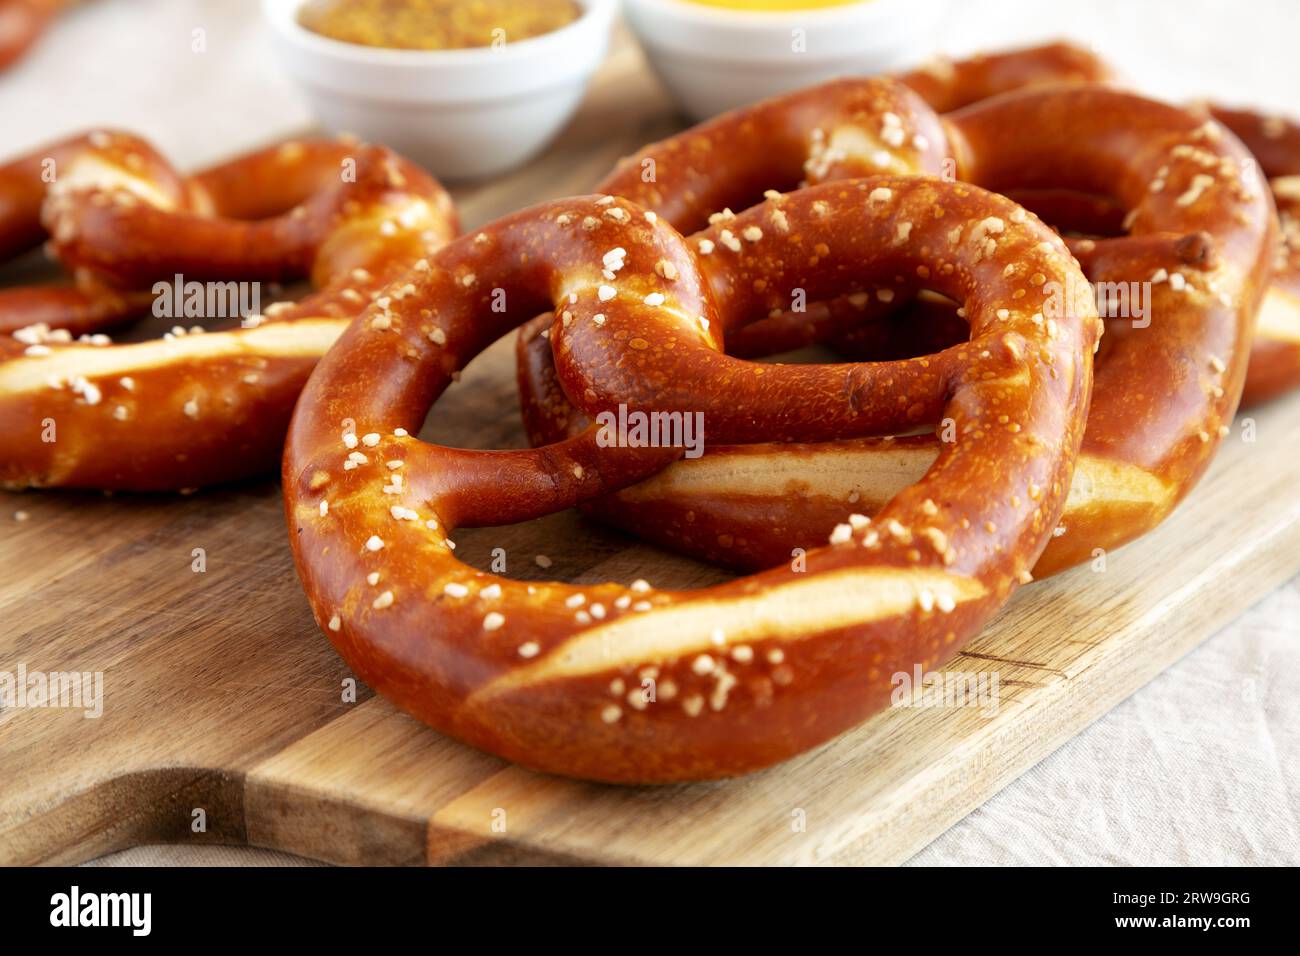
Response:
[263, 0, 616, 70]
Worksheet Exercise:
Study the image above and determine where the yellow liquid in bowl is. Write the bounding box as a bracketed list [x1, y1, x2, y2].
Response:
[679, 0, 871, 9]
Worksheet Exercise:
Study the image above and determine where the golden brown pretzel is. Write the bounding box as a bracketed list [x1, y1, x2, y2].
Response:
[518, 83, 1275, 578]
[0, 0, 64, 72]
[0, 132, 457, 490]
[980, 108, 1300, 410]
[283, 172, 1100, 783]
[1201, 106, 1300, 406]
[906, 43, 1298, 408]
[0, 131, 186, 336]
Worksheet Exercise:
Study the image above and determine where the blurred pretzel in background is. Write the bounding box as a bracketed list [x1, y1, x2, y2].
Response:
[518, 51, 1276, 577]
[0, 0, 68, 71]
[0, 131, 457, 490]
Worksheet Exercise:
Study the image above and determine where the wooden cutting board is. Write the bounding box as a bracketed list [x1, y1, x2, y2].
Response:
[3, 35, 1300, 867]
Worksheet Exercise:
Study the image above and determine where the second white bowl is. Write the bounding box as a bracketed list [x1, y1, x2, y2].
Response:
[625, 0, 948, 120]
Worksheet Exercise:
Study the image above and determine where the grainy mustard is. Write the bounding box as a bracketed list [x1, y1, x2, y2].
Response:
[298, 0, 582, 52]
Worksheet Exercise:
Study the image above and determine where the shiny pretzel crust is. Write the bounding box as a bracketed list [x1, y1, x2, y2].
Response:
[284, 178, 1098, 783]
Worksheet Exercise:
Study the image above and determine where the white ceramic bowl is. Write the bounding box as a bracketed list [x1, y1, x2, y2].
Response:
[262, 0, 616, 181]
[625, 0, 948, 120]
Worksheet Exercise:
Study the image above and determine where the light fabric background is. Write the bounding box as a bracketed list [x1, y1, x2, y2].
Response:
[4, 0, 1294, 866]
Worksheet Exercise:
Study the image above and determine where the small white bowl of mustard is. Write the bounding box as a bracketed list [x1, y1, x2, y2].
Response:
[263, 0, 616, 180]
[625, 0, 948, 121]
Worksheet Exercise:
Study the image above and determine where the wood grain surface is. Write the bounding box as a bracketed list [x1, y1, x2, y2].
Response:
[2, 34, 1299, 867]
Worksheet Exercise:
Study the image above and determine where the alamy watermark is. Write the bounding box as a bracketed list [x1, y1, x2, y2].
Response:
[152, 273, 261, 322]
[1043, 272, 1154, 328]
[50, 886, 150, 936]
[890, 664, 1000, 717]
[595, 403, 705, 459]
[0, 663, 103, 718]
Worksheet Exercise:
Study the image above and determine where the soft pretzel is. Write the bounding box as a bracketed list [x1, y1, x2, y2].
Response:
[0, 131, 456, 490]
[0, 0, 63, 72]
[284, 171, 1101, 783]
[1201, 106, 1300, 406]
[518, 83, 1275, 578]
[0, 131, 186, 336]
[986, 104, 1300, 409]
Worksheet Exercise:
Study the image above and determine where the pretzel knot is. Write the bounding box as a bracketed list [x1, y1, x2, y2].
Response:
[284, 178, 1099, 783]
[521, 81, 1276, 580]
[0, 132, 457, 490]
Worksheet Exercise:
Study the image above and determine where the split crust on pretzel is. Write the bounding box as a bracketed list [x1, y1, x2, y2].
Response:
[284, 177, 1099, 783]
[519, 79, 1276, 578]
[0, 132, 457, 491]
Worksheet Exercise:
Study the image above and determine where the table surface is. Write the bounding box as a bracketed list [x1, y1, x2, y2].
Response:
[4, 0, 1296, 866]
